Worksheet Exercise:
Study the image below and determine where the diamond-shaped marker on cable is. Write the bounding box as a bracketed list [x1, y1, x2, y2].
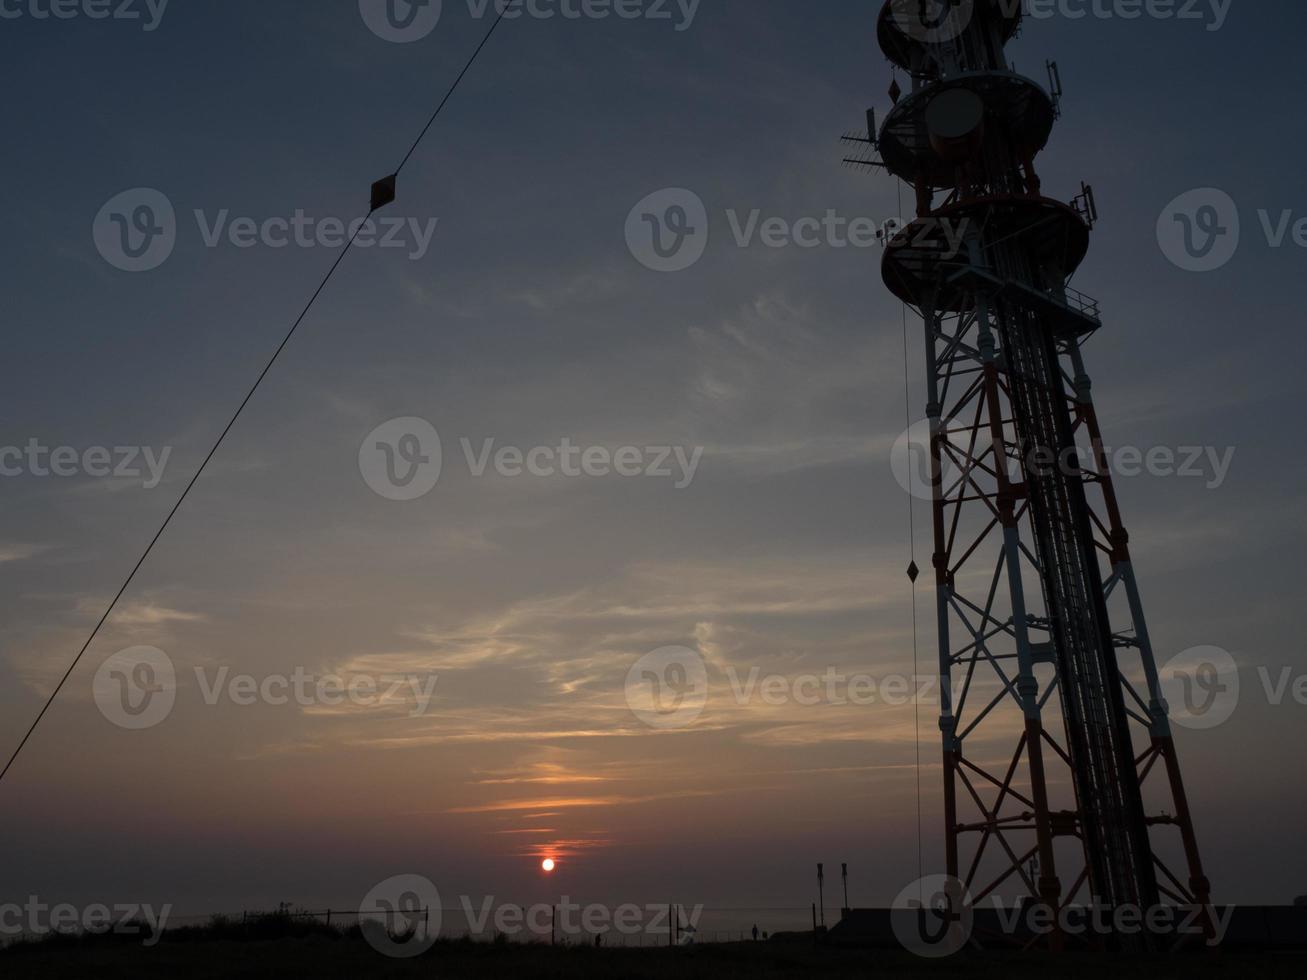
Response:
[370, 174, 397, 212]
[907, 561, 920, 583]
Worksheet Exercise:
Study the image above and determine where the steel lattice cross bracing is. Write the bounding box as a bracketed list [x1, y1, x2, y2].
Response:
[853, 0, 1214, 949]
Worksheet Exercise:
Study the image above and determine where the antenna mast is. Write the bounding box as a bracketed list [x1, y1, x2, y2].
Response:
[853, 0, 1213, 945]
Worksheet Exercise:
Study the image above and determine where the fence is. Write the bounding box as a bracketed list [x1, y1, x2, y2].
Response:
[187, 904, 815, 947]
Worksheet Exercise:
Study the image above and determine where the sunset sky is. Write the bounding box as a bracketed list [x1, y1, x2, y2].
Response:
[2, 0, 1305, 922]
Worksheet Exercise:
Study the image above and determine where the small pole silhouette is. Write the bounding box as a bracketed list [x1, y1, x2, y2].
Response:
[842, 863, 849, 915]
[817, 863, 826, 930]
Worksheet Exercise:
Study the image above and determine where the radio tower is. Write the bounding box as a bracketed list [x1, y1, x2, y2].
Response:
[845, 1, 1213, 939]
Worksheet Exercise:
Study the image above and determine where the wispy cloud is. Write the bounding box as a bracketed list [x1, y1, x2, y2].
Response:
[0, 542, 49, 564]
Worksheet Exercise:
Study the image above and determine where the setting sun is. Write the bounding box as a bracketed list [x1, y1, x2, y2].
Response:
[541, 858, 556, 873]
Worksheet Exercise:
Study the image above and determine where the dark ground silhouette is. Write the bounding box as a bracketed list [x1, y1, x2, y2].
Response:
[3, 922, 1305, 980]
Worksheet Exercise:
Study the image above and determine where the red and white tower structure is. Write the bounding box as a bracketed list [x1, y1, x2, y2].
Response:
[849, 0, 1213, 940]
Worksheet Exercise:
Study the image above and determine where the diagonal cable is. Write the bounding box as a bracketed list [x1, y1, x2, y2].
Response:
[0, 5, 515, 787]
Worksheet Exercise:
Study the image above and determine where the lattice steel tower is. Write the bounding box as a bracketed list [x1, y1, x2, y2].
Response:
[846, 0, 1212, 936]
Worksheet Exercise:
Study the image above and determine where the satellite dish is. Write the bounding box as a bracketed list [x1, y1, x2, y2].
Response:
[925, 88, 985, 162]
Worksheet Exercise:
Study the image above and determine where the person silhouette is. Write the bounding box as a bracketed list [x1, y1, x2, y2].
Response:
[752, 924, 759, 941]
